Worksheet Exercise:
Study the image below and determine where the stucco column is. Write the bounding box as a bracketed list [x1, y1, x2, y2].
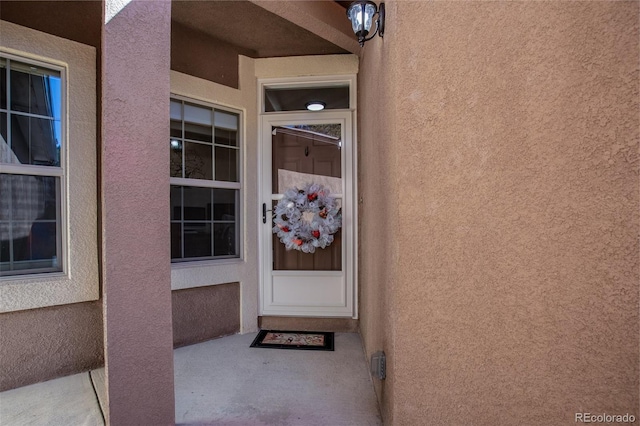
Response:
[101, 1, 174, 424]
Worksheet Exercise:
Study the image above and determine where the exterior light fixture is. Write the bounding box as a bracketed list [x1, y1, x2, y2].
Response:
[306, 101, 326, 111]
[346, 1, 385, 47]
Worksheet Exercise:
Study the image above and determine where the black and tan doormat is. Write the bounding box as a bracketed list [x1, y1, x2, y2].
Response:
[250, 330, 334, 351]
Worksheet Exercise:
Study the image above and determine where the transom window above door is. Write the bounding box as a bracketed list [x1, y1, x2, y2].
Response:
[263, 84, 350, 112]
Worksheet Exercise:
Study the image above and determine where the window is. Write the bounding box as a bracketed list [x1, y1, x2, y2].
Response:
[170, 98, 241, 261]
[263, 84, 350, 112]
[0, 55, 64, 276]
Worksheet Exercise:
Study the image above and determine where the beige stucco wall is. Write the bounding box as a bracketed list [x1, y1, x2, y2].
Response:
[254, 54, 358, 79]
[357, 8, 398, 421]
[359, 1, 638, 424]
[0, 21, 98, 312]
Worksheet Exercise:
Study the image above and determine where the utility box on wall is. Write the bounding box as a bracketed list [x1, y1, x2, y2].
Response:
[371, 351, 386, 380]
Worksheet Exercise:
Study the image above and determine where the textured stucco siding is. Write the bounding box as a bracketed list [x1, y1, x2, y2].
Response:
[101, 1, 175, 423]
[0, 301, 103, 392]
[172, 283, 240, 348]
[360, 1, 638, 424]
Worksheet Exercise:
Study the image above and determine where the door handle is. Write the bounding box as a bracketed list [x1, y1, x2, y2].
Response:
[262, 203, 272, 224]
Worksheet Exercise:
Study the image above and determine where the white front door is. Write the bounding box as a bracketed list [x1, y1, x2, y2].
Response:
[260, 111, 355, 317]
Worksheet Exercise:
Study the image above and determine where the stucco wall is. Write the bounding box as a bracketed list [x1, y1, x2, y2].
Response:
[359, 1, 639, 424]
[357, 4, 397, 421]
[101, 1, 175, 423]
[0, 301, 103, 391]
[172, 283, 240, 348]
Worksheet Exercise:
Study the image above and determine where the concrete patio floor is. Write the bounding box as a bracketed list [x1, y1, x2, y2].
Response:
[0, 332, 382, 425]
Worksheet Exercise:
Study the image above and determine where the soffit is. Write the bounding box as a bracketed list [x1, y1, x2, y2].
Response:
[171, 1, 350, 58]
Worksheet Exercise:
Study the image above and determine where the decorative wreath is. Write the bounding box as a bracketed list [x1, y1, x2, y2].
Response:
[272, 183, 342, 253]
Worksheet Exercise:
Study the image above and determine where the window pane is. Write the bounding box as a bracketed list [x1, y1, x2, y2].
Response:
[215, 146, 238, 182]
[170, 100, 182, 120]
[183, 186, 211, 220]
[0, 58, 6, 109]
[0, 173, 62, 275]
[9, 63, 61, 117]
[184, 122, 212, 143]
[184, 142, 212, 180]
[10, 69, 29, 113]
[46, 75, 62, 121]
[183, 223, 212, 258]
[10, 114, 29, 164]
[0, 112, 6, 146]
[171, 222, 182, 259]
[214, 223, 236, 256]
[213, 189, 236, 220]
[214, 111, 238, 130]
[214, 128, 237, 147]
[170, 119, 182, 138]
[8, 115, 60, 166]
[170, 139, 182, 178]
[184, 103, 211, 126]
[30, 117, 59, 166]
[264, 86, 349, 112]
[170, 185, 182, 220]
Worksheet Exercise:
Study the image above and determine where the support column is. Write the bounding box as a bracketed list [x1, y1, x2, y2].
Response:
[101, 1, 174, 424]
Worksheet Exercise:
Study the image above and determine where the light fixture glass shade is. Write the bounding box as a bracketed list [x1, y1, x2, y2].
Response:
[347, 1, 384, 46]
[305, 101, 326, 111]
[347, 2, 377, 37]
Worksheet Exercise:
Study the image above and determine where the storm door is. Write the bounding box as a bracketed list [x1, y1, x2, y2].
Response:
[260, 112, 354, 317]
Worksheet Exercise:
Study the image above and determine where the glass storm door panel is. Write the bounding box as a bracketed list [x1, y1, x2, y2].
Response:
[271, 124, 342, 272]
[261, 112, 354, 318]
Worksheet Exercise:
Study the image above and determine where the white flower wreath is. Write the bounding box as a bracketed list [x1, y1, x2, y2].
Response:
[272, 183, 342, 253]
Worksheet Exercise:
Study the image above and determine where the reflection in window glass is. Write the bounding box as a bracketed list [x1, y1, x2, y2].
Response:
[170, 98, 241, 262]
[0, 174, 62, 275]
[215, 146, 237, 182]
[170, 185, 239, 261]
[184, 142, 212, 180]
[0, 56, 64, 277]
[3, 61, 61, 166]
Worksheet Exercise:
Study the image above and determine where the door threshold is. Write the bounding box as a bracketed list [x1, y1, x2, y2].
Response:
[258, 316, 358, 333]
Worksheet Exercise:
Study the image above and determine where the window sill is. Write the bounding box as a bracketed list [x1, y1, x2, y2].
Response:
[0, 272, 99, 313]
[171, 257, 244, 270]
[170, 257, 247, 291]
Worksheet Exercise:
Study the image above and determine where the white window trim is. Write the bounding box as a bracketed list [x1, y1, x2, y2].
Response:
[0, 21, 98, 313]
[1, 53, 67, 277]
[170, 95, 244, 264]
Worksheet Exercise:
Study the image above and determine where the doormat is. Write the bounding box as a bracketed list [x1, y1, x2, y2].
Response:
[250, 330, 334, 351]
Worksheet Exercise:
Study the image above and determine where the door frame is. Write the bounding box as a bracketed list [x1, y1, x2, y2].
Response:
[257, 76, 358, 318]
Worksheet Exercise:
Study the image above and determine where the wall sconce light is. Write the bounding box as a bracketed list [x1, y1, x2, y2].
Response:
[346, 1, 385, 47]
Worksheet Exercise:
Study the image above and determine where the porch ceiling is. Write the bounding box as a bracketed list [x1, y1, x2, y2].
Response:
[172, 0, 352, 58]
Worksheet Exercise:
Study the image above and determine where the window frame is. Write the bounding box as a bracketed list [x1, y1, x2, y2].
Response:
[0, 52, 68, 278]
[170, 94, 243, 264]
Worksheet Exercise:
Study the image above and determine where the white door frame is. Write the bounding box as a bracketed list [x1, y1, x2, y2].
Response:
[258, 78, 357, 318]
